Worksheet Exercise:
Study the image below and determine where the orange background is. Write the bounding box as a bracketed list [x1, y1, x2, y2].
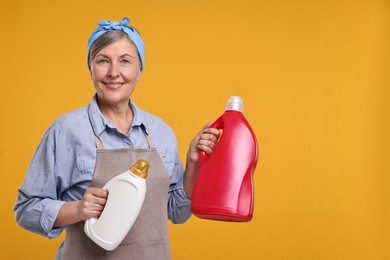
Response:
[0, 0, 389, 259]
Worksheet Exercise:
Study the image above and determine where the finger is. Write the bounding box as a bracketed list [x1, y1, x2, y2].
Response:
[198, 139, 216, 150]
[92, 204, 105, 212]
[82, 194, 107, 208]
[83, 208, 104, 219]
[200, 133, 219, 144]
[197, 143, 214, 155]
[92, 196, 107, 207]
[79, 200, 105, 220]
[86, 202, 105, 212]
[203, 128, 221, 139]
[83, 189, 108, 208]
[87, 187, 108, 199]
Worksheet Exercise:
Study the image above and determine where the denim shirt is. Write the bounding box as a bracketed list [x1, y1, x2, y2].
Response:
[14, 95, 191, 240]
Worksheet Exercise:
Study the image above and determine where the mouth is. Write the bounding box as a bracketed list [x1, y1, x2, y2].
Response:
[104, 82, 124, 90]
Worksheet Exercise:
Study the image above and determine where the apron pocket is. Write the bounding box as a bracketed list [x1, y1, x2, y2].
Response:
[107, 240, 168, 260]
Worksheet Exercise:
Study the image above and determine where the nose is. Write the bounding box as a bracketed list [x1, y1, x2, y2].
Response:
[108, 62, 120, 78]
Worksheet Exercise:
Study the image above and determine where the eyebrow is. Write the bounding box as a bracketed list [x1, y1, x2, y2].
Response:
[96, 53, 135, 59]
[120, 54, 134, 58]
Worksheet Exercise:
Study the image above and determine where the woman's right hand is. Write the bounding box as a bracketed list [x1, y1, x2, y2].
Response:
[78, 187, 108, 220]
[54, 187, 108, 227]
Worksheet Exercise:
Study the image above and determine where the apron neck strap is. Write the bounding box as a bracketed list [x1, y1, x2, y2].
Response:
[94, 124, 155, 149]
[95, 136, 104, 150]
[140, 124, 156, 149]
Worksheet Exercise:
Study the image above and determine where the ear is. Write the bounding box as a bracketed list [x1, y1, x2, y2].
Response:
[136, 68, 142, 82]
[88, 62, 93, 77]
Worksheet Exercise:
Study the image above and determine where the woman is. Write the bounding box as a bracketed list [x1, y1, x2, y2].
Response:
[14, 17, 219, 259]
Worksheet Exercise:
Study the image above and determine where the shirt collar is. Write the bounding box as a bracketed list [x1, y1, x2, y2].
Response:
[88, 94, 146, 137]
[129, 99, 144, 127]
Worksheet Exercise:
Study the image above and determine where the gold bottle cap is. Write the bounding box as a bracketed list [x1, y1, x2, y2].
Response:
[130, 159, 149, 179]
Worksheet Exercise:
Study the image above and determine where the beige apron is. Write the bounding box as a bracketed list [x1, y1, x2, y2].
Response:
[61, 127, 171, 260]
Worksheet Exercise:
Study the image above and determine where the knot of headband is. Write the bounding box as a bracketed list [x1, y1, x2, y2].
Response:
[87, 17, 145, 71]
[98, 17, 130, 30]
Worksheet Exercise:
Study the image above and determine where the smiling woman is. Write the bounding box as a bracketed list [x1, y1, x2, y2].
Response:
[13, 17, 220, 260]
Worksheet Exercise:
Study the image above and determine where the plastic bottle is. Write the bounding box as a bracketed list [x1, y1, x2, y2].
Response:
[84, 159, 149, 251]
[191, 96, 258, 222]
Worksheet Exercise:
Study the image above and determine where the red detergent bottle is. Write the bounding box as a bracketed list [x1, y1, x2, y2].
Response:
[191, 96, 259, 222]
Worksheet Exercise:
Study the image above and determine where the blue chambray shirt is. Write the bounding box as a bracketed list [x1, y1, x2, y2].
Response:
[15, 95, 191, 241]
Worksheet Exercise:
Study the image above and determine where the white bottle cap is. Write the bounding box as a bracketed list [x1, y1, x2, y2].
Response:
[225, 96, 243, 112]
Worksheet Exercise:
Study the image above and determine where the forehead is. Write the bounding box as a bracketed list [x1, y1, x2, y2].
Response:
[97, 37, 138, 56]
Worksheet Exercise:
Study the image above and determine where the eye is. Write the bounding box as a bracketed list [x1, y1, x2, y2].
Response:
[121, 59, 131, 64]
[97, 59, 109, 64]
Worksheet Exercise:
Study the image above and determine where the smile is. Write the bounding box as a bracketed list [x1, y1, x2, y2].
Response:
[104, 82, 124, 89]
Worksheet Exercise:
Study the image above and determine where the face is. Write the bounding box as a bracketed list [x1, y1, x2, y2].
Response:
[90, 36, 141, 107]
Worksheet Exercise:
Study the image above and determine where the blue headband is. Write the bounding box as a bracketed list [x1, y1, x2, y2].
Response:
[87, 17, 145, 71]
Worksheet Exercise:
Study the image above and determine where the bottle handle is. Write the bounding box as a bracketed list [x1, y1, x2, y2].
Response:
[85, 216, 98, 226]
[199, 117, 224, 166]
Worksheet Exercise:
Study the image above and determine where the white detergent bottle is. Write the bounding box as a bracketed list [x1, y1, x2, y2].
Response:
[84, 159, 149, 251]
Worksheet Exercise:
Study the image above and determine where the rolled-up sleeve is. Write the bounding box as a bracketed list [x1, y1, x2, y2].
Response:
[167, 152, 192, 224]
[14, 123, 65, 238]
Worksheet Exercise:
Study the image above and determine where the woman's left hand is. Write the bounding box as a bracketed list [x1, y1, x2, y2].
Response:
[187, 122, 220, 164]
[184, 122, 220, 198]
